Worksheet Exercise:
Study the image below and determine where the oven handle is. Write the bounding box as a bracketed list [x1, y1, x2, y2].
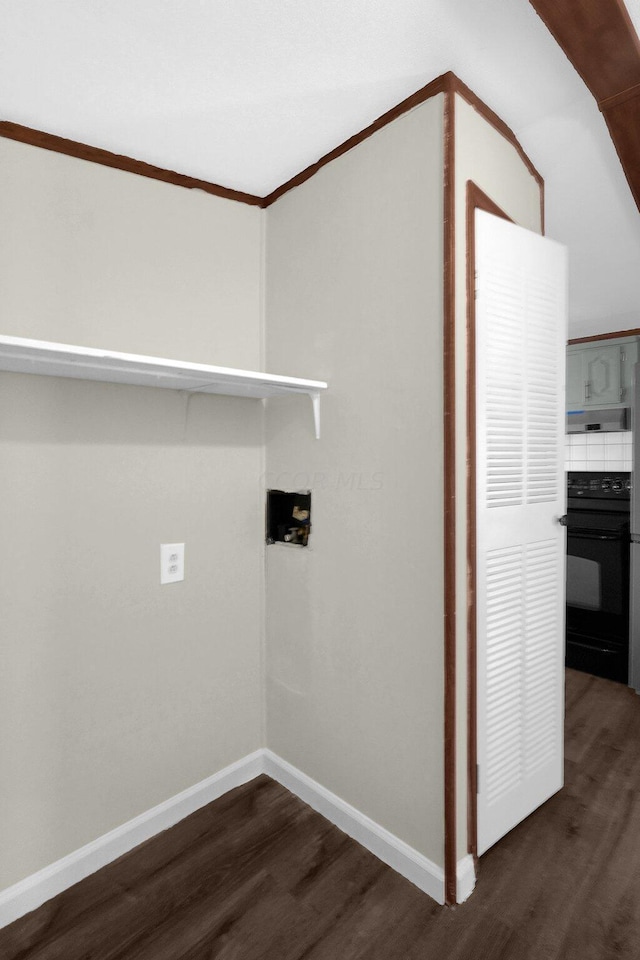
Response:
[567, 530, 625, 541]
[567, 639, 619, 656]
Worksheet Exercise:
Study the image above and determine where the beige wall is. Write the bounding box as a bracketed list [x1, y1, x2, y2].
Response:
[264, 97, 446, 864]
[0, 140, 265, 889]
[0, 84, 545, 896]
[453, 93, 543, 860]
[0, 138, 262, 367]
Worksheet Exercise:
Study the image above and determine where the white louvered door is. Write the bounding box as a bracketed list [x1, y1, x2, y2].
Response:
[475, 210, 567, 856]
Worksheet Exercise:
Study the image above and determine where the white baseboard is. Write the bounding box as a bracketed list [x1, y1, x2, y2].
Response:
[456, 853, 476, 903]
[263, 749, 447, 904]
[0, 747, 475, 929]
[0, 749, 265, 930]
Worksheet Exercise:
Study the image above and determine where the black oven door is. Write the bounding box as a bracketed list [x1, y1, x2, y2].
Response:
[565, 510, 629, 682]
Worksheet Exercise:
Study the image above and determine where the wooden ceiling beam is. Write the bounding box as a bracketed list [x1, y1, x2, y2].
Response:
[530, 0, 640, 211]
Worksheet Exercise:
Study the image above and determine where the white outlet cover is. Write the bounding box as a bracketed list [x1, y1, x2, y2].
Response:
[160, 543, 185, 584]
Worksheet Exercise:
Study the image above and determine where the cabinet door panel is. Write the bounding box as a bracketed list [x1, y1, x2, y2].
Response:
[584, 345, 621, 405]
[566, 350, 584, 408]
[621, 341, 637, 403]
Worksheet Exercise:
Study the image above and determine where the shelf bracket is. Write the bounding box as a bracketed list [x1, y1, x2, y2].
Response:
[310, 390, 321, 439]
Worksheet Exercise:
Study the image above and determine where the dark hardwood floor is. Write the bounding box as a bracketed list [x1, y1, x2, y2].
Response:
[2, 668, 640, 959]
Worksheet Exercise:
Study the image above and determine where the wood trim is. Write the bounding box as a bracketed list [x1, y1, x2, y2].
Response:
[443, 85, 457, 909]
[600, 97, 640, 211]
[568, 327, 640, 344]
[464, 183, 514, 871]
[263, 72, 544, 210]
[261, 73, 453, 207]
[599, 82, 640, 112]
[529, 0, 640, 103]
[449, 77, 545, 235]
[0, 73, 544, 218]
[529, 0, 640, 214]
[0, 121, 264, 207]
[448, 77, 544, 192]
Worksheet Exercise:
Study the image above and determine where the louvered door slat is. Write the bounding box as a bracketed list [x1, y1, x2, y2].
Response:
[476, 210, 567, 857]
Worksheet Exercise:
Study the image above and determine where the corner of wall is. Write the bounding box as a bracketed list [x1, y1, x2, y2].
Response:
[259, 205, 268, 749]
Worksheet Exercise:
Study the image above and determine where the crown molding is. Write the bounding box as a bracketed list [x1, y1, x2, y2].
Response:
[0, 120, 264, 207]
[0, 71, 543, 212]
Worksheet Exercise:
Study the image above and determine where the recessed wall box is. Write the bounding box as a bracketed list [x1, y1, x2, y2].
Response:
[266, 491, 311, 546]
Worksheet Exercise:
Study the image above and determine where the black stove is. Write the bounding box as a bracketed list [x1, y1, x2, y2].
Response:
[567, 472, 631, 501]
[565, 472, 630, 683]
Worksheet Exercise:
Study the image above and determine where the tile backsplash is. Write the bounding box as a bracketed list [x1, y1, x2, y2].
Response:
[565, 431, 633, 472]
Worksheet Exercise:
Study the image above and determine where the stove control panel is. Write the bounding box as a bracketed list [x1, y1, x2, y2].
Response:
[567, 472, 632, 499]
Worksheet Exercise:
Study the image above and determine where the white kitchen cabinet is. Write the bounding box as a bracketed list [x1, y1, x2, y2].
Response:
[566, 339, 637, 409]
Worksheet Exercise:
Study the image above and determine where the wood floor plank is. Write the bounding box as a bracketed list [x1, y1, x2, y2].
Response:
[1, 669, 640, 959]
[291, 868, 427, 960]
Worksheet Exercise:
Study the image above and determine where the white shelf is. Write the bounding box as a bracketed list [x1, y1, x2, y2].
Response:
[0, 335, 327, 438]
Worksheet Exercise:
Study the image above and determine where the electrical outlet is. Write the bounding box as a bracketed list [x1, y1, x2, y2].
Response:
[160, 543, 185, 584]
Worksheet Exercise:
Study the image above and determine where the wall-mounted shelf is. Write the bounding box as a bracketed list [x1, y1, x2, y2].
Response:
[0, 335, 328, 438]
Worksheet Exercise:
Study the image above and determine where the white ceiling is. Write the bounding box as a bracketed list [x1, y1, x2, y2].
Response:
[625, 0, 640, 38]
[1, 0, 639, 337]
